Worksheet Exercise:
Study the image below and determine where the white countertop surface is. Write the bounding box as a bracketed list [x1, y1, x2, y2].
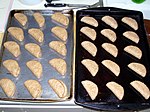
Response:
[0, 0, 13, 32]
[103, 0, 150, 20]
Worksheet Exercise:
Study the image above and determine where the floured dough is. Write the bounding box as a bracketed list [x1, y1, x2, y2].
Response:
[106, 81, 124, 100]
[4, 41, 21, 57]
[102, 60, 120, 77]
[81, 80, 98, 100]
[0, 78, 16, 97]
[101, 29, 117, 42]
[51, 12, 69, 26]
[49, 58, 67, 76]
[28, 28, 44, 43]
[81, 59, 99, 77]
[3, 59, 20, 77]
[80, 27, 96, 41]
[124, 45, 142, 59]
[81, 41, 97, 57]
[14, 13, 28, 26]
[8, 27, 24, 41]
[123, 31, 139, 44]
[49, 41, 67, 56]
[51, 26, 68, 42]
[81, 16, 98, 27]
[48, 79, 67, 98]
[24, 80, 42, 98]
[25, 43, 42, 58]
[102, 16, 118, 29]
[26, 60, 43, 79]
[130, 80, 150, 100]
[128, 62, 146, 77]
[122, 17, 138, 30]
[102, 43, 118, 57]
[33, 12, 45, 27]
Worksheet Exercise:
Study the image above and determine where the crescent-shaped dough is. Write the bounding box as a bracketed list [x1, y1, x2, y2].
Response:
[51, 26, 68, 42]
[102, 43, 118, 57]
[128, 62, 146, 77]
[81, 41, 97, 57]
[130, 80, 150, 100]
[28, 28, 44, 43]
[124, 45, 142, 59]
[51, 12, 69, 26]
[4, 41, 21, 57]
[3, 59, 20, 77]
[33, 12, 45, 27]
[48, 79, 67, 98]
[106, 81, 124, 100]
[81, 16, 98, 27]
[14, 13, 28, 26]
[101, 29, 117, 42]
[49, 58, 67, 76]
[8, 27, 24, 42]
[26, 60, 43, 79]
[81, 80, 98, 100]
[80, 27, 96, 41]
[25, 43, 42, 58]
[123, 31, 139, 44]
[122, 17, 138, 30]
[49, 41, 67, 56]
[24, 80, 42, 98]
[102, 16, 118, 29]
[81, 59, 99, 77]
[0, 78, 16, 97]
[102, 60, 120, 77]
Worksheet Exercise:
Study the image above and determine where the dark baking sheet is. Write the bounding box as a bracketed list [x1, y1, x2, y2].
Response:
[0, 10, 74, 102]
[75, 7, 150, 111]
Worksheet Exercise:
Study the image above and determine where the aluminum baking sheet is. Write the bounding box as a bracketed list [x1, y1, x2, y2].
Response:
[0, 10, 74, 102]
[75, 7, 150, 111]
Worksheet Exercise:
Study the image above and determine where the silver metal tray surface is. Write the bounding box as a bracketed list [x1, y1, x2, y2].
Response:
[0, 9, 74, 102]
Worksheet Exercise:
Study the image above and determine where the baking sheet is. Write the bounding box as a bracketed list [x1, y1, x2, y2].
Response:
[75, 7, 150, 111]
[0, 9, 74, 102]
